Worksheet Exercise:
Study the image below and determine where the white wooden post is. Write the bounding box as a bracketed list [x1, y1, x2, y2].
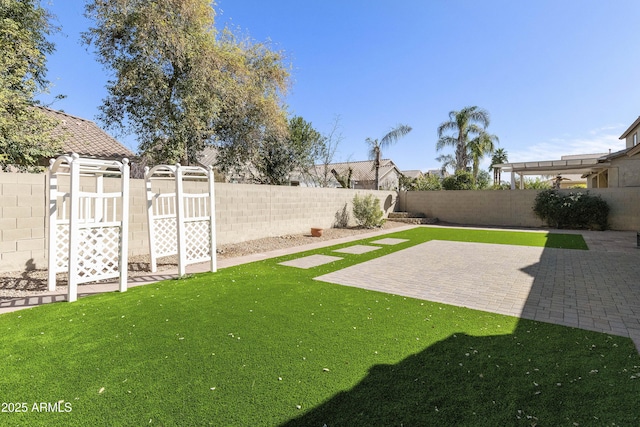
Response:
[144, 166, 159, 273]
[67, 154, 81, 302]
[208, 165, 217, 273]
[175, 164, 187, 277]
[47, 159, 58, 291]
[119, 158, 130, 292]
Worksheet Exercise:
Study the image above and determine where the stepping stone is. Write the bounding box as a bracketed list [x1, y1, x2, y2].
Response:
[279, 254, 343, 269]
[370, 238, 409, 245]
[333, 245, 381, 255]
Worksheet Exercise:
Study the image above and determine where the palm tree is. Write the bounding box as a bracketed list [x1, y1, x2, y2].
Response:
[436, 106, 492, 173]
[489, 148, 508, 186]
[468, 131, 499, 184]
[436, 153, 455, 175]
[366, 124, 412, 189]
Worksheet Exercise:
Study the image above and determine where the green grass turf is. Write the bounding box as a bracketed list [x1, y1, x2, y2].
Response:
[1, 227, 637, 426]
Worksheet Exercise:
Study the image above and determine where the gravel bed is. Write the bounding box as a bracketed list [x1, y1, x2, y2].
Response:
[0, 222, 407, 300]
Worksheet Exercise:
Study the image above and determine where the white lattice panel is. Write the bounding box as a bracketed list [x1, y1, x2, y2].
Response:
[185, 220, 211, 262]
[76, 225, 121, 283]
[55, 223, 70, 272]
[152, 217, 178, 257]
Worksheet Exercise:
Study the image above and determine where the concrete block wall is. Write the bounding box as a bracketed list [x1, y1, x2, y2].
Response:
[399, 188, 640, 230]
[0, 171, 396, 273]
[0, 172, 47, 273]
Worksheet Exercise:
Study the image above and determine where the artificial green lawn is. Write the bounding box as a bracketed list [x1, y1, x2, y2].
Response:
[1, 227, 637, 426]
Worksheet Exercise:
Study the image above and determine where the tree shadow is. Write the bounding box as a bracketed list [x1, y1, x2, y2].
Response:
[281, 327, 637, 426]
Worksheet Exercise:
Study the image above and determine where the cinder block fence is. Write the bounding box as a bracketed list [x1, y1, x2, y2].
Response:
[0, 171, 396, 273]
[2, 170, 638, 274]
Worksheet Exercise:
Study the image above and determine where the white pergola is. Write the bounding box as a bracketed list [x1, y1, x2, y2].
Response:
[47, 154, 130, 302]
[494, 157, 609, 189]
[145, 164, 217, 277]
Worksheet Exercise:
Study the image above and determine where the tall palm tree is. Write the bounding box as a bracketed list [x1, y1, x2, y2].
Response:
[366, 124, 412, 189]
[489, 148, 508, 186]
[468, 131, 499, 184]
[436, 106, 491, 172]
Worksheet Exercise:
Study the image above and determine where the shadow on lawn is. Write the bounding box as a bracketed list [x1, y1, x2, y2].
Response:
[282, 325, 637, 426]
[282, 235, 640, 426]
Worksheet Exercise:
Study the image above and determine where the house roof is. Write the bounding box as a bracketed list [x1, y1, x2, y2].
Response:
[619, 116, 640, 140]
[197, 145, 218, 168]
[322, 159, 400, 183]
[37, 107, 135, 160]
[401, 170, 423, 179]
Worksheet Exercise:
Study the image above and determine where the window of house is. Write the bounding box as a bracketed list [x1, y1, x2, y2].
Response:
[634, 132, 638, 146]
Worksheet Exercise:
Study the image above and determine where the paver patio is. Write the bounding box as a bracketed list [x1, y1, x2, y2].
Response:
[316, 239, 640, 350]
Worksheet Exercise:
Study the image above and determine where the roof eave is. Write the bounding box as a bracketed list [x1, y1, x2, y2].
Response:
[619, 116, 640, 140]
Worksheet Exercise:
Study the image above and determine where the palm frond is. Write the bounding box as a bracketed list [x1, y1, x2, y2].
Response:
[436, 135, 457, 151]
[379, 124, 412, 149]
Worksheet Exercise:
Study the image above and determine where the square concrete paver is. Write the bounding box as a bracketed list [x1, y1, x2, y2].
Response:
[333, 245, 381, 255]
[370, 238, 408, 245]
[279, 254, 343, 269]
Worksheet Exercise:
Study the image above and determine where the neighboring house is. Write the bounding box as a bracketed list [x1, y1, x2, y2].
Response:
[401, 170, 423, 180]
[425, 169, 448, 178]
[197, 145, 254, 183]
[37, 107, 135, 164]
[495, 115, 640, 189]
[298, 159, 403, 190]
[582, 116, 640, 188]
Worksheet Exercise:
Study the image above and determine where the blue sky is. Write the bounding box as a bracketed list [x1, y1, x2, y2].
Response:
[38, 0, 640, 172]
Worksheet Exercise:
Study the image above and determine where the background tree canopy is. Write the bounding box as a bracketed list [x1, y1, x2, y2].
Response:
[83, 0, 290, 169]
[436, 106, 498, 183]
[0, 0, 65, 171]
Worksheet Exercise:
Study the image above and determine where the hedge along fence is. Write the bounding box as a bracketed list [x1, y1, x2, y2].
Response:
[398, 187, 640, 231]
[0, 171, 397, 273]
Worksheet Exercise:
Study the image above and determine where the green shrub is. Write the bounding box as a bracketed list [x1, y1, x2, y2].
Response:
[352, 194, 384, 228]
[533, 189, 609, 230]
[442, 170, 474, 190]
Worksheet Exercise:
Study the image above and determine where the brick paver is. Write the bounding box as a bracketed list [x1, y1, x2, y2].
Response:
[316, 240, 640, 350]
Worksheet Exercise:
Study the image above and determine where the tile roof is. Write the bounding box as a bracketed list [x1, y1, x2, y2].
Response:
[320, 159, 399, 182]
[401, 170, 423, 179]
[37, 107, 135, 160]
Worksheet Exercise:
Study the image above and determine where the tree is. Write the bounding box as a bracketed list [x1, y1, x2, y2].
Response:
[366, 124, 412, 189]
[442, 170, 475, 190]
[489, 148, 508, 186]
[468, 131, 498, 184]
[0, 0, 64, 171]
[308, 115, 344, 187]
[252, 116, 323, 185]
[400, 174, 442, 191]
[83, 0, 289, 166]
[436, 106, 495, 173]
[436, 153, 455, 175]
[475, 170, 492, 189]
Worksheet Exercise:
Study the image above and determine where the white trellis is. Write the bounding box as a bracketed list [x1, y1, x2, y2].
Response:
[47, 153, 130, 302]
[145, 164, 216, 277]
